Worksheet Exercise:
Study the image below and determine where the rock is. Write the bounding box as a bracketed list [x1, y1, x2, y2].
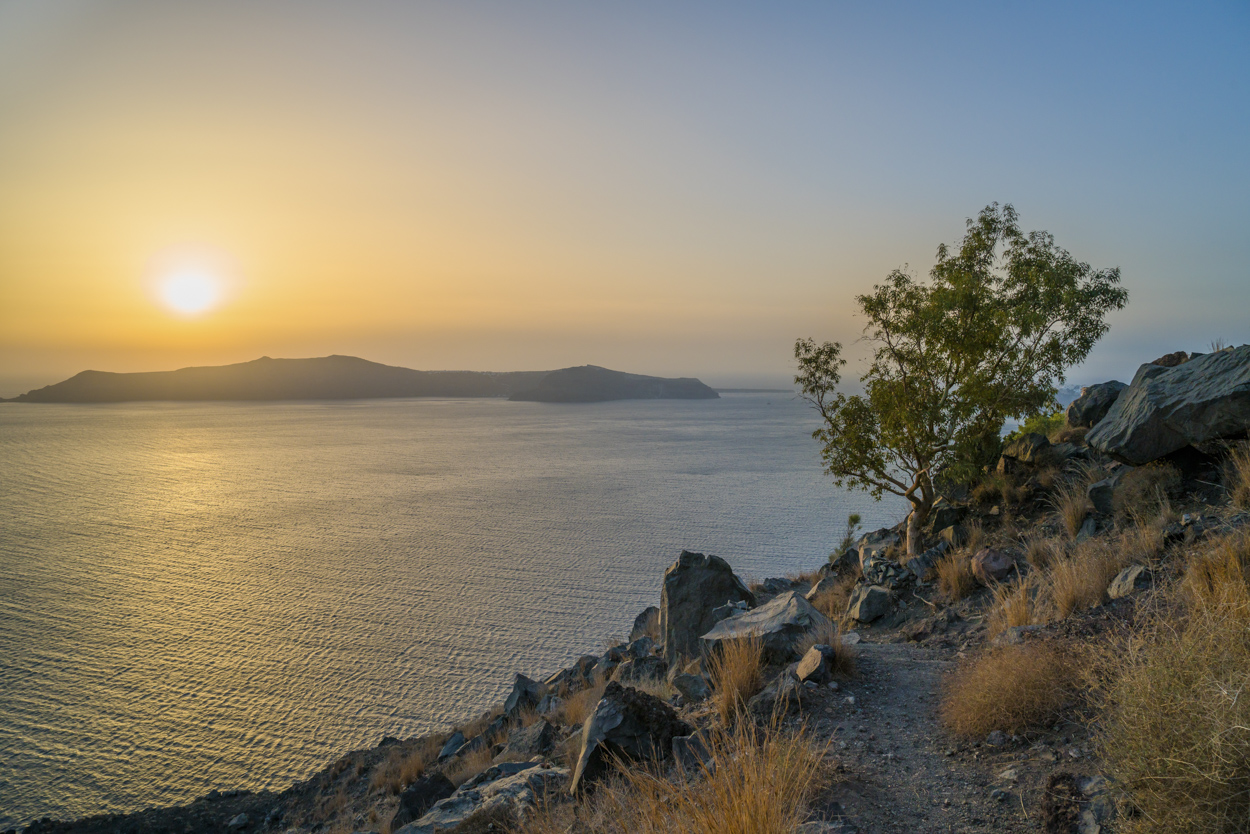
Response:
[858, 528, 901, 565]
[503, 674, 546, 718]
[1151, 350, 1191, 367]
[985, 730, 1007, 747]
[625, 636, 655, 659]
[939, 524, 968, 548]
[400, 763, 569, 834]
[495, 719, 555, 761]
[923, 500, 965, 537]
[390, 773, 456, 830]
[1076, 515, 1097, 542]
[591, 653, 618, 682]
[700, 591, 834, 663]
[628, 606, 659, 642]
[569, 681, 692, 793]
[1087, 345, 1250, 465]
[225, 814, 248, 830]
[543, 656, 599, 693]
[905, 542, 946, 582]
[841, 631, 862, 645]
[611, 655, 668, 684]
[970, 548, 1016, 585]
[1107, 564, 1152, 599]
[1003, 432, 1051, 464]
[861, 554, 909, 588]
[671, 732, 712, 772]
[1066, 381, 1128, 428]
[805, 574, 842, 600]
[438, 730, 467, 761]
[846, 584, 892, 623]
[748, 674, 801, 715]
[758, 577, 792, 594]
[669, 672, 711, 702]
[794, 644, 840, 684]
[535, 693, 563, 716]
[659, 550, 756, 663]
[1086, 474, 1122, 516]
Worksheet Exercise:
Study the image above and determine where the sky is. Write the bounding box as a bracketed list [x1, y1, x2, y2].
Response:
[1, 1, 1247, 395]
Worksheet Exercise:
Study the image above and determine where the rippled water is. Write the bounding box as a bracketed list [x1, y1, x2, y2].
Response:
[0, 395, 903, 827]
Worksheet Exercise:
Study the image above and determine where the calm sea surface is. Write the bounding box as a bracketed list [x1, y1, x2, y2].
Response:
[0, 395, 903, 826]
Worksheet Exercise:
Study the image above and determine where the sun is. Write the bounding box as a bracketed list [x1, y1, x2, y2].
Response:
[160, 268, 221, 315]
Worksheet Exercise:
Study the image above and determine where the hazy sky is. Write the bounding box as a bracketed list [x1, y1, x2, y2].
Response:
[1, 1, 1247, 394]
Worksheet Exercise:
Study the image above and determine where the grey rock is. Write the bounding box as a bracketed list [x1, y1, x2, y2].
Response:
[672, 732, 712, 771]
[905, 542, 946, 582]
[841, 631, 862, 645]
[225, 814, 248, 830]
[747, 673, 801, 715]
[759, 577, 792, 594]
[794, 644, 840, 684]
[986, 730, 1007, 747]
[503, 674, 546, 718]
[846, 584, 892, 623]
[1108, 564, 1152, 599]
[389, 773, 456, 830]
[1087, 474, 1123, 516]
[611, 655, 668, 684]
[1067, 381, 1128, 428]
[628, 605, 660, 642]
[1076, 515, 1097, 542]
[496, 719, 556, 761]
[861, 553, 910, 589]
[660, 551, 756, 663]
[399, 764, 569, 834]
[625, 636, 655, 659]
[1088, 345, 1250, 465]
[700, 591, 834, 662]
[858, 528, 901, 564]
[939, 524, 968, 548]
[534, 693, 563, 716]
[805, 574, 842, 600]
[669, 672, 711, 702]
[923, 500, 965, 537]
[438, 731, 466, 761]
[971, 548, 1015, 585]
[569, 681, 692, 793]
[1002, 432, 1051, 464]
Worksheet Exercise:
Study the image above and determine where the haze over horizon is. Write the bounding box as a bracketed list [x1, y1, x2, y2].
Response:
[2, 2, 1248, 398]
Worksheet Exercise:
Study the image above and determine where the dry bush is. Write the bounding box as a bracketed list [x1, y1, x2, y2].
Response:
[1032, 465, 1060, 492]
[1051, 477, 1092, 539]
[986, 573, 1047, 637]
[1051, 425, 1088, 445]
[708, 635, 765, 724]
[1049, 540, 1129, 619]
[794, 618, 856, 679]
[972, 471, 1029, 508]
[1119, 521, 1165, 566]
[370, 736, 442, 794]
[1024, 535, 1062, 571]
[940, 642, 1079, 737]
[936, 551, 976, 602]
[461, 707, 503, 740]
[1113, 463, 1182, 522]
[444, 742, 497, 787]
[807, 574, 857, 622]
[1227, 442, 1250, 510]
[516, 720, 829, 834]
[556, 680, 607, 728]
[1100, 533, 1250, 833]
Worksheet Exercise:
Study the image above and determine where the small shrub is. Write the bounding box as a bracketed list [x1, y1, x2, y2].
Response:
[794, 618, 856, 679]
[936, 551, 976, 602]
[940, 642, 1078, 737]
[835, 512, 863, 557]
[1227, 442, 1250, 510]
[972, 471, 1030, 509]
[708, 635, 765, 723]
[986, 573, 1046, 637]
[1051, 477, 1092, 539]
[1024, 536, 1061, 571]
[1048, 541, 1129, 619]
[1005, 408, 1065, 443]
[1180, 531, 1250, 611]
[1113, 463, 1182, 522]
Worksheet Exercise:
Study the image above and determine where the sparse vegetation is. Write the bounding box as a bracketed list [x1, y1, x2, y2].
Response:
[1004, 408, 1065, 444]
[807, 573, 857, 621]
[986, 573, 1046, 637]
[708, 635, 765, 724]
[941, 642, 1079, 737]
[370, 737, 442, 795]
[1024, 535, 1061, 571]
[835, 512, 863, 557]
[1048, 540, 1128, 619]
[1051, 477, 1092, 539]
[795, 619, 856, 679]
[936, 551, 976, 602]
[1113, 463, 1182, 522]
[1227, 441, 1250, 510]
[556, 681, 607, 728]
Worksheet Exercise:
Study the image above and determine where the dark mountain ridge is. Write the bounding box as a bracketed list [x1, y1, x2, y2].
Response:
[4, 356, 718, 404]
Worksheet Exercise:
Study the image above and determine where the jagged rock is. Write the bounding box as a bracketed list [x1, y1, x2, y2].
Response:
[1086, 472, 1125, 516]
[858, 528, 901, 565]
[625, 636, 655, 659]
[905, 541, 947, 582]
[569, 681, 692, 793]
[700, 591, 834, 663]
[660, 551, 756, 663]
[439, 731, 467, 761]
[399, 763, 569, 834]
[806, 574, 842, 600]
[794, 644, 839, 684]
[747, 673, 801, 715]
[939, 524, 968, 548]
[544, 656, 599, 693]
[1066, 381, 1128, 428]
[672, 732, 712, 771]
[225, 814, 248, 831]
[1003, 432, 1051, 464]
[1151, 350, 1192, 367]
[861, 554, 909, 588]
[846, 584, 891, 623]
[1107, 564, 1152, 599]
[669, 672, 711, 702]
[1087, 346, 1250, 465]
[971, 548, 1016, 585]
[710, 599, 751, 624]
[503, 674, 546, 718]
[390, 773, 456, 830]
[629, 606, 660, 642]
[612, 655, 668, 684]
[1076, 515, 1097, 542]
[758, 577, 792, 594]
[922, 500, 965, 538]
[535, 693, 563, 716]
[495, 719, 555, 760]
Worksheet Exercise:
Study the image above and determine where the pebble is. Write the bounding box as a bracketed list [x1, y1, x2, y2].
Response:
[990, 788, 1009, 802]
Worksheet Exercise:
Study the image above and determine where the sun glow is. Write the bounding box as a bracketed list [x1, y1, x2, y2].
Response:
[160, 269, 222, 315]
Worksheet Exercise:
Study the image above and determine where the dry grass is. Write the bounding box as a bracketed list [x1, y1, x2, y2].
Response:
[794, 619, 856, 679]
[1113, 463, 1182, 522]
[370, 736, 442, 795]
[1119, 520, 1166, 567]
[936, 551, 977, 602]
[1051, 425, 1088, 445]
[940, 641, 1079, 737]
[1227, 442, 1250, 510]
[1100, 532, 1250, 833]
[460, 707, 503, 740]
[1048, 540, 1130, 619]
[1024, 535, 1062, 571]
[555, 680, 607, 728]
[972, 471, 1030, 509]
[707, 635, 765, 724]
[1051, 477, 1092, 538]
[806, 573, 857, 621]
[986, 572, 1047, 637]
[515, 719, 830, 834]
[444, 742, 498, 787]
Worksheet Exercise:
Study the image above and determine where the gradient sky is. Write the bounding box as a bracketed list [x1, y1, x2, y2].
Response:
[1, 1, 1247, 395]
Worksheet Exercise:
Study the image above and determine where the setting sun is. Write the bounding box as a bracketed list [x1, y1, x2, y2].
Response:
[159, 269, 221, 316]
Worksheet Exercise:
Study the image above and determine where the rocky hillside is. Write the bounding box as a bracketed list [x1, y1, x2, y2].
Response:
[12, 346, 1250, 834]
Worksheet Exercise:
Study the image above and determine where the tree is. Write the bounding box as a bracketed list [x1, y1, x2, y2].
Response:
[796, 203, 1128, 556]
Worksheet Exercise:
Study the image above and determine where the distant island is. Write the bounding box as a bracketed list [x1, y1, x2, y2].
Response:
[3, 355, 720, 404]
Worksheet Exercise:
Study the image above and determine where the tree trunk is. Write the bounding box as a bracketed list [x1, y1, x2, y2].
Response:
[904, 474, 935, 557]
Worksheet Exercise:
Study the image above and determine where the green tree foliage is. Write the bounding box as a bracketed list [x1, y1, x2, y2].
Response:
[796, 204, 1128, 555]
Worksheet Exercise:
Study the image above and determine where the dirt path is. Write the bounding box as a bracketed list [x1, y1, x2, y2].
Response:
[803, 642, 1044, 834]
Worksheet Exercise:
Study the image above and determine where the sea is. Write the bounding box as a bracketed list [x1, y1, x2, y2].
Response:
[0, 394, 904, 827]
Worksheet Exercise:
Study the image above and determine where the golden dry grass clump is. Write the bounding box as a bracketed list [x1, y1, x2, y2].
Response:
[370, 736, 442, 794]
[556, 680, 608, 728]
[806, 573, 857, 622]
[1024, 535, 1061, 571]
[1051, 477, 1093, 539]
[940, 641, 1078, 737]
[793, 619, 856, 679]
[516, 719, 829, 834]
[985, 572, 1047, 637]
[707, 635, 765, 724]
[971, 471, 1030, 509]
[1227, 441, 1250, 510]
[1113, 462, 1182, 522]
[1048, 540, 1130, 619]
[1100, 532, 1250, 833]
[936, 551, 977, 602]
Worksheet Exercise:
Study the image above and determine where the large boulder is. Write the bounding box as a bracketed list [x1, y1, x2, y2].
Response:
[1087, 346, 1250, 465]
[699, 591, 833, 663]
[1066, 381, 1128, 428]
[390, 773, 456, 830]
[659, 551, 756, 663]
[611, 655, 668, 684]
[1002, 432, 1051, 464]
[398, 763, 569, 833]
[569, 681, 692, 793]
[495, 719, 556, 761]
[628, 606, 660, 642]
[846, 584, 891, 623]
[971, 548, 1016, 585]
